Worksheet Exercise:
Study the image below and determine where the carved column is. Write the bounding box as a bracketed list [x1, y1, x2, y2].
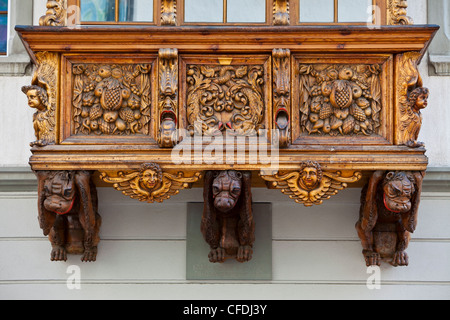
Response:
[161, 0, 177, 26]
[273, 0, 289, 26]
[158, 49, 179, 147]
[272, 49, 291, 148]
[356, 170, 424, 267]
[202, 171, 255, 263]
[35, 170, 101, 262]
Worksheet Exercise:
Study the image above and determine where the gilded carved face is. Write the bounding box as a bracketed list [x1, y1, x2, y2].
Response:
[415, 92, 428, 110]
[299, 166, 320, 190]
[26, 89, 45, 111]
[141, 169, 159, 190]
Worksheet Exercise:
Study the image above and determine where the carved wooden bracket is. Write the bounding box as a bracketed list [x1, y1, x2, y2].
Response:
[260, 161, 362, 207]
[356, 170, 424, 266]
[35, 170, 101, 262]
[158, 48, 179, 147]
[100, 163, 201, 203]
[202, 171, 255, 263]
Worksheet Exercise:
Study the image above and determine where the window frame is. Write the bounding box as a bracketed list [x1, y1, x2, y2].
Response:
[0, 0, 8, 55]
[69, 0, 388, 26]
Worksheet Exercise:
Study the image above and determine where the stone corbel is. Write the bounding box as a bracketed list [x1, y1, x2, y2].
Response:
[158, 49, 179, 148]
[260, 161, 362, 207]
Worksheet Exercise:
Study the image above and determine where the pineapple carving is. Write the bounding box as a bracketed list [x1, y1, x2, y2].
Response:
[299, 64, 382, 136]
[72, 63, 152, 136]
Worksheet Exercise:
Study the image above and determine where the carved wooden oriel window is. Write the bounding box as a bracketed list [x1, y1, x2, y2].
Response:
[17, 0, 439, 267]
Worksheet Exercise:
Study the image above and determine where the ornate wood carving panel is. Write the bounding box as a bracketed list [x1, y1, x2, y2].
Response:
[292, 54, 393, 145]
[61, 55, 158, 144]
[180, 55, 271, 137]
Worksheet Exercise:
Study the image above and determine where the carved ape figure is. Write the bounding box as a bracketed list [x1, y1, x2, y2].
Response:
[201, 171, 255, 263]
[22, 85, 55, 147]
[36, 170, 101, 262]
[356, 170, 424, 267]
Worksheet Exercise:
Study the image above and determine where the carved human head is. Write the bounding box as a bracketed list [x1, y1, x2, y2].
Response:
[212, 171, 243, 213]
[382, 171, 416, 213]
[409, 87, 429, 111]
[140, 163, 163, 190]
[22, 85, 48, 111]
[299, 161, 322, 190]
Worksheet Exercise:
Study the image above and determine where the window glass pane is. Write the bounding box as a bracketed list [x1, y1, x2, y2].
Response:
[0, 14, 7, 54]
[338, 0, 372, 22]
[227, 0, 266, 23]
[0, 0, 7, 12]
[300, 0, 334, 23]
[119, 0, 153, 22]
[80, 0, 116, 22]
[185, 0, 223, 23]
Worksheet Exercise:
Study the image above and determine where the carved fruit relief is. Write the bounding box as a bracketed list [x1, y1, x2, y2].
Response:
[298, 64, 382, 137]
[72, 63, 152, 136]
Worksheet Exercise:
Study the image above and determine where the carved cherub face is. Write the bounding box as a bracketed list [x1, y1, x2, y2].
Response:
[415, 91, 429, 110]
[26, 89, 45, 111]
[212, 171, 242, 213]
[298, 161, 322, 191]
[383, 172, 415, 213]
[141, 169, 159, 190]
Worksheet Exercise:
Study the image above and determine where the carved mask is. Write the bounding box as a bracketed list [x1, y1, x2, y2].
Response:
[212, 171, 243, 213]
[382, 172, 415, 213]
[141, 169, 159, 190]
[43, 171, 76, 215]
[299, 166, 319, 190]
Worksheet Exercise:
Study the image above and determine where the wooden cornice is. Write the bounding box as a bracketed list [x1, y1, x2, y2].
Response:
[16, 25, 438, 62]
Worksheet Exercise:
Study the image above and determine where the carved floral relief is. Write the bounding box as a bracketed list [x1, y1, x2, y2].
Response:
[186, 64, 265, 136]
[298, 64, 382, 137]
[72, 63, 152, 136]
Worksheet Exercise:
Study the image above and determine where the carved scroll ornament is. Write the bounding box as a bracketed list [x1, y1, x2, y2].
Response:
[387, 0, 413, 25]
[396, 52, 429, 147]
[72, 63, 152, 136]
[298, 63, 382, 137]
[202, 171, 255, 263]
[186, 64, 265, 136]
[100, 163, 201, 203]
[356, 170, 424, 266]
[39, 0, 67, 26]
[261, 161, 362, 207]
[35, 170, 101, 262]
